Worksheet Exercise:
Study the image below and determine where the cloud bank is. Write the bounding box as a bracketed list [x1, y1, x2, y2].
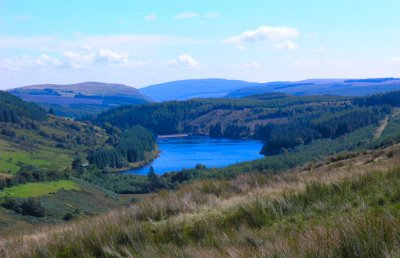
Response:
[225, 26, 300, 50]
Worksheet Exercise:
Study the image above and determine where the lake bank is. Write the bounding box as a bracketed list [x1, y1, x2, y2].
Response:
[157, 134, 190, 139]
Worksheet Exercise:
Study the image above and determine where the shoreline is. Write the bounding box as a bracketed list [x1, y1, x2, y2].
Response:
[157, 134, 190, 139]
[114, 148, 160, 173]
[157, 133, 209, 139]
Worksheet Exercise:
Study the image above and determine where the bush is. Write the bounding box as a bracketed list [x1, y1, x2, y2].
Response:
[63, 212, 74, 221]
[2, 197, 20, 212]
[20, 198, 45, 217]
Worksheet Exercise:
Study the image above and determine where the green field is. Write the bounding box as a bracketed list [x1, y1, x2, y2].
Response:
[0, 147, 50, 174]
[0, 180, 79, 198]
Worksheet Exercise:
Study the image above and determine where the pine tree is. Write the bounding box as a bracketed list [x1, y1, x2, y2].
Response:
[147, 166, 163, 191]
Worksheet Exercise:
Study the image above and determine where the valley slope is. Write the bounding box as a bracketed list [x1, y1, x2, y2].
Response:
[0, 91, 156, 234]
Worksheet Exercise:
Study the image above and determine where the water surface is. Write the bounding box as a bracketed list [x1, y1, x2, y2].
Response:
[123, 136, 263, 175]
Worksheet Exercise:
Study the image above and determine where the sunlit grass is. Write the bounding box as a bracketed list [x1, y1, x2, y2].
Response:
[0, 149, 50, 174]
[0, 180, 79, 198]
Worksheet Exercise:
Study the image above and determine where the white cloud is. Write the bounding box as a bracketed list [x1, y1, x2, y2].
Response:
[174, 12, 200, 19]
[96, 49, 129, 63]
[224, 25, 300, 50]
[387, 57, 400, 66]
[63, 49, 129, 68]
[0, 34, 186, 53]
[63, 51, 95, 68]
[145, 14, 157, 20]
[273, 40, 298, 50]
[167, 54, 200, 68]
[1, 54, 62, 71]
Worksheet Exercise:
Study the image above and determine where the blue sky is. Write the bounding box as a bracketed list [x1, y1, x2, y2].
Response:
[0, 0, 400, 89]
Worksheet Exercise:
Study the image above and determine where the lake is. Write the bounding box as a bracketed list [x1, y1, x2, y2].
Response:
[122, 136, 264, 175]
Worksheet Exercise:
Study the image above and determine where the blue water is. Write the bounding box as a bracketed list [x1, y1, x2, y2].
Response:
[122, 136, 264, 175]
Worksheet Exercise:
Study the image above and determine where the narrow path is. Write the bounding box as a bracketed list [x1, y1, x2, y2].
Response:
[375, 108, 400, 140]
[375, 117, 389, 139]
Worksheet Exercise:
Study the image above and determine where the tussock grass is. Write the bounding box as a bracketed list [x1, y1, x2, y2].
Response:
[2, 146, 400, 257]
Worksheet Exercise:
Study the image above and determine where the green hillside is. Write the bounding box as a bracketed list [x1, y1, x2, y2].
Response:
[0, 91, 157, 234]
[0, 91, 47, 122]
[95, 94, 352, 135]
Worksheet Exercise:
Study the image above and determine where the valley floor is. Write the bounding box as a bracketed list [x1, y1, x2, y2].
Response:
[2, 143, 400, 257]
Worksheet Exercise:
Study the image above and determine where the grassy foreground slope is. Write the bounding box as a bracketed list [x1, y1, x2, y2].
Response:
[3, 143, 400, 257]
[0, 178, 122, 236]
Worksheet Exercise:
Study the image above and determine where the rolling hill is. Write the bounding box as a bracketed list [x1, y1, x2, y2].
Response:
[8, 82, 151, 118]
[227, 78, 400, 98]
[139, 78, 400, 101]
[8, 78, 400, 118]
[139, 79, 261, 101]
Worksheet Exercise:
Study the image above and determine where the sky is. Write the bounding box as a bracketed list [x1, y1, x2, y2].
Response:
[0, 0, 400, 89]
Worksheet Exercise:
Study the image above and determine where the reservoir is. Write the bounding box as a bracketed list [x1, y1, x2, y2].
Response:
[122, 136, 264, 175]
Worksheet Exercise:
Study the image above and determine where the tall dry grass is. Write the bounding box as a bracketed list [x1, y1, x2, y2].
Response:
[2, 144, 400, 257]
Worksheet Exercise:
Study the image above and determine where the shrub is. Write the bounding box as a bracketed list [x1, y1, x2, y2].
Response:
[20, 198, 45, 217]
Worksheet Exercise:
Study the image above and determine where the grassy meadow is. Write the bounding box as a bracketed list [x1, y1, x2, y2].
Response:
[0, 141, 52, 174]
[0, 180, 79, 198]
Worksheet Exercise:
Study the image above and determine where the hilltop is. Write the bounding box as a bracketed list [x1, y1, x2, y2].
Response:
[8, 82, 151, 118]
[139, 78, 258, 101]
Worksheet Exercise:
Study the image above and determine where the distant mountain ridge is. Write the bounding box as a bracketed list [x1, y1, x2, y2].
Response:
[8, 82, 151, 118]
[227, 78, 400, 98]
[139, 79, 259, 101]
[7, 78, 400, 117]
[139, 78, 400, 101]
